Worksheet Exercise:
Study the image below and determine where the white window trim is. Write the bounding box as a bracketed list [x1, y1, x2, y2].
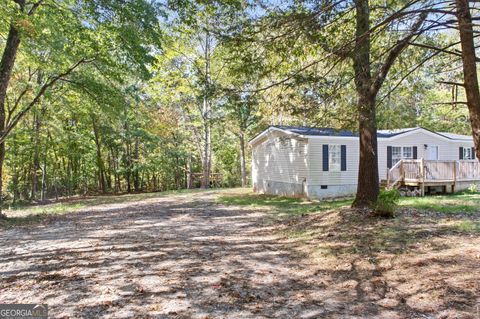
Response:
[402, 146, 413, 159]
[392, 146, 414, 166]
[392, 146, 402, 166]
[464, 147, 474, 160]
[329, 144, 341, 172]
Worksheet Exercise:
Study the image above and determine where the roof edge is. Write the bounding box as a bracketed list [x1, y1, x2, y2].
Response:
[249, 125, 473, 146]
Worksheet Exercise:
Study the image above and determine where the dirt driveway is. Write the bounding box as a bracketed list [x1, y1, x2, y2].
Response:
[0, 191, 478, 318]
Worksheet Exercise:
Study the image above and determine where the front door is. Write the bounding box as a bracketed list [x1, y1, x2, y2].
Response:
[427, 145, 439, 160]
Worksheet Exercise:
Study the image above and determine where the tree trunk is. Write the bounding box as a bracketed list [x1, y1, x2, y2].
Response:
[31, 114, 39, 199]
[456, 0, 480, 159]
[352, 0, 379, 208]
[11, 137, 19, 204]
[201, 30, 212, 189]
[106, 152, 112, 190]
[91, 115, 107, 193]
[110, 146, 120, 192]
[239, 131, 247, 187]
[0, 18, 23, 217]
[0, 144, 5, 217]
[201, 118, 211, 189]
[31, 72, 45, 200]
[353, 95, 379, 207]
[125, 142, 132, 193]
[133, 137, 140, 192]
[0, 24, 21, 119]
[174, 153, 181, 189]
[40, 159, 47, 201]
[186, 155, 192, 189]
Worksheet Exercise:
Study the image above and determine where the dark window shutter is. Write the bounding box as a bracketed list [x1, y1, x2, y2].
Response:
[322, 145, 329, 171]
[459, 147, 464, 160]
[472, 147, 476, 159]
[341, 145, 347, 171]
[387, 146, 392, 169]
[413, 146, 417, 159]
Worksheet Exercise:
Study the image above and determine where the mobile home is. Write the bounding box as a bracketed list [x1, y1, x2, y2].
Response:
[250, 126, 479, 198]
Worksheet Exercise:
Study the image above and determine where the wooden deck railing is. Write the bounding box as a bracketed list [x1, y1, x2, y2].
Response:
[457, 161, 480, 180]
[386, 159, 480, 190]
[423, 160, 455, 181]
[386, 160, 403, 189]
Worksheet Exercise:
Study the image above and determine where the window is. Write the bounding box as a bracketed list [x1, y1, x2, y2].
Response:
[464, 147, 473, 160]
[329, 145, 341, 172]
[392, 146, 414, 166]
[403, 146, 413, 159]
[392, 146, 402, 166]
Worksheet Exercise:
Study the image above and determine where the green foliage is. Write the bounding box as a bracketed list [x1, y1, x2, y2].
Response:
[217, 191, 352, 216]
[374, 189, 400, 218]
[399, 192, 480, 214]
[467, 184, 478, 194]
[1, 188, 206, 228]
[1, 0, 476, 204]
[456, 220, 480, 233]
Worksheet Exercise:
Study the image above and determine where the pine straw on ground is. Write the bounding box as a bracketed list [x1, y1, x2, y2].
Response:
[276, 207, 480, 318]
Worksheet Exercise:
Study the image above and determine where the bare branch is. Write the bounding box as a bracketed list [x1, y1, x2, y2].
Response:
[433, 101, 469, 105]
[12, 0, 25, 10]
[371, 12, 428, 94]
[28, 0, 44, 15]
[437, 80, 465, 86]
[7, 86, 30, 124]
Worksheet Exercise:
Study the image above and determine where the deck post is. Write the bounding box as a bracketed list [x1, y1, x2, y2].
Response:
[420, 158, 425, 196]
[386, 168, 390, 189]
[400, 161, 404, 183]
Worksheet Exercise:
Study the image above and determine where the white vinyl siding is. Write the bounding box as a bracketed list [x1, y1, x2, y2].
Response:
[378, 130, 475, 180]
[252, 131, 308, 186]
[308, 138, 358, 185]
[252, 128, 475, 195]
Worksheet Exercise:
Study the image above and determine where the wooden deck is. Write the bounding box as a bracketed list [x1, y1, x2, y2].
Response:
[387, 159, 480, 195]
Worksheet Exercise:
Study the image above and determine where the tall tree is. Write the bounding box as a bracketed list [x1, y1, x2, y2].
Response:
[455, 0, 480, 159]
[350, 1, 427, 207]
[224, 91, 260, 187]
[0, 0, 161, 215]
[224, 0, 431, 208]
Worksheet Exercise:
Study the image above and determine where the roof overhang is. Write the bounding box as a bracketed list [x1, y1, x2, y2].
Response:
[248, 126, 298, 146]
[249, 126, 473, 147]
[382, 127, 459, 142]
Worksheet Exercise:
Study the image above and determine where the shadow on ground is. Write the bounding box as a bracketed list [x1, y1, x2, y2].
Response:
[0, 190, 479, 318]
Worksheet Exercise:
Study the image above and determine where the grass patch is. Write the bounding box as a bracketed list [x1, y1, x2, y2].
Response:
[219, 191, 480, 252]
[8, 202, 85, 215]
[220, 191, 480, 217]
[398, 192, 480, 214]
[1, 188, 208, 229]
[455, 220, 480, 233]
[217, 193, 352, 216]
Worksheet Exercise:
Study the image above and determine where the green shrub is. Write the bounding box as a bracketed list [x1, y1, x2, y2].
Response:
[374, 189, 400, 218]
[467, 183, 478, 194]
